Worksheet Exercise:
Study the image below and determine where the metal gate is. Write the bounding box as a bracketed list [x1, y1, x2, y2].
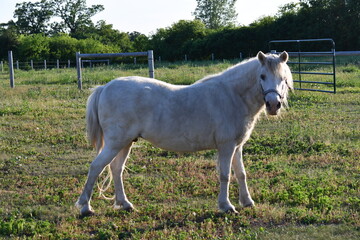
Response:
[269, 39, 336, 93]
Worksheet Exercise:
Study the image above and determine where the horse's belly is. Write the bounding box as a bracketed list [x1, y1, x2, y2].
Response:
[142, 132, 216, 152]
[149, 140, 215, 152]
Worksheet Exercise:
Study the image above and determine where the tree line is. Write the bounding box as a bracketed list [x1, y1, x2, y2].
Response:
[0, 0, 359, 62]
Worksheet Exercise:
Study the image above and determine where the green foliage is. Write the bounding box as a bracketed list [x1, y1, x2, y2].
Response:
[13, 34, 121, 61]
[13, 0, 105, 37]
[150, 20, 207, 61]
[129, 31, 150, 52]
[193, 0, 238, 29]
[51, 0, 104, 37]
[0, 25, 19, 57]
[49, 34, 78, 60]
[17, 34, 51, 60]
[76, 38, 118, 54]
[14, 0, 53, 34]
[85, 21, 136, 52]
[0, 217, 54, 237]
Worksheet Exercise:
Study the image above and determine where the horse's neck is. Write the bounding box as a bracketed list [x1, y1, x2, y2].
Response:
[244, 83, 266, 119]
[220, 59, 258, 87]
[221, 60, 265, 116]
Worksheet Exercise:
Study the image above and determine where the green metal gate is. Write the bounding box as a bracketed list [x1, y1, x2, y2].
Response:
[269, 39, 336, 93]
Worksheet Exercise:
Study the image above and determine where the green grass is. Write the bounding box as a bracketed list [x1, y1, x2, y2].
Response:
[0, 61, 359, 239]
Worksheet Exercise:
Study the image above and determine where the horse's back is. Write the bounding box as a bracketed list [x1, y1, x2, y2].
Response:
[96, 77, 218, 151]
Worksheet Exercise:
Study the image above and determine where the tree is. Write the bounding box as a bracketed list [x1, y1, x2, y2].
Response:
[0, 22, 19, 60]
[50, 0, 104, 37]
[13, 0, 104, 37]
[14, 0, 53, 34]
[75, 20, 135, 52]
[193, 0, 238, 29]
[128, 31, 150, 51]
[17, 34, 51, 60]
[49, 33, 78, 59]
[150, 20, 207, 60]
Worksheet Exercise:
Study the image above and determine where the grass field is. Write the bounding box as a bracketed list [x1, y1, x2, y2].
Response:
[0, 60, 359, 239]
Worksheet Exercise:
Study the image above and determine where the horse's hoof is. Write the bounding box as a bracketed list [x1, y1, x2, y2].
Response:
[114, 203, 136, 212]
[219, 202, 238, 214]
[241, 200, 255, 208]
[243, 202, 255, 208]
[79, 206, 95, 218]
[123, 205, 136, 212]
[79, 210, 95, 218]
[225, 208, 239, 214]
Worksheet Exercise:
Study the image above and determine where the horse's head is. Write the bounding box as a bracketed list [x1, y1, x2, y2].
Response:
[257, 51, 293, 115]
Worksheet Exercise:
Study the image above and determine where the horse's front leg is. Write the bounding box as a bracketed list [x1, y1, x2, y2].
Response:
[232, 146, 255, 207]
[217, 143, 238, 213]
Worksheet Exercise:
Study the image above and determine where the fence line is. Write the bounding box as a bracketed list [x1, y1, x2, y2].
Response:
[12, 59, 73, 70]
[3, 50, 359, 89]
[76, 50, 154, 90]
[286, 51, 360, 57]
[81, 59, 110, 68]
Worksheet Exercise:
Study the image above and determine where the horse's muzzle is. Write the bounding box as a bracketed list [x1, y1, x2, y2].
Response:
[265, 100, 281, 115]
[263, 89, 283, 115]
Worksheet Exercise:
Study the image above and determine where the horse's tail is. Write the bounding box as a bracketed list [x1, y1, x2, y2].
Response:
[86, 86, 104, 154]
[87, 86, 115, 200]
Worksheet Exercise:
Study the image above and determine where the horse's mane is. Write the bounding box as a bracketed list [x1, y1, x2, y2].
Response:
[194, 57, 259, 85]
[194, 53, 288, 85]
[261, 54, 288, 78]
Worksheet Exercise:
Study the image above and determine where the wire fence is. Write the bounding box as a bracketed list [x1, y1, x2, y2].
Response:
[1, 52, 359, 90]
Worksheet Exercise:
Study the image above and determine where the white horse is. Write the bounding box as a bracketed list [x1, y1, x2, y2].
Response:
[76, 51, 293, 216]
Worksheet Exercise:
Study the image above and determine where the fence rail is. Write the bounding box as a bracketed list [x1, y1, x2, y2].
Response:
[76, 51, 154, 90]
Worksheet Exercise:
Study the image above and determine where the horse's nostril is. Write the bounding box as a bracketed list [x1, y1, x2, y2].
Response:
[266, 101, 270, 108]
[277, 102, 281, 109]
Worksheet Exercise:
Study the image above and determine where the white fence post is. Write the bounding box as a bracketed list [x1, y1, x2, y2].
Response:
[44, 60, 47, 70]
[76, 52, 82, 90]
[148, 50, 154, 79]
[30, 60, 33, 70]
[8, 51, 14, 88]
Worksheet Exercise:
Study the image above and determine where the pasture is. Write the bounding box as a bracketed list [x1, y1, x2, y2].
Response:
[0, 60, 359, 239]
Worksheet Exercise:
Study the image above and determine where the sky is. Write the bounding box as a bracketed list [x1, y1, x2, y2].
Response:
[0, 0, 298, 35]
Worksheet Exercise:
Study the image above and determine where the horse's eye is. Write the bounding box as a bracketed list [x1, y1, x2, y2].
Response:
[260, 74, 266, 80]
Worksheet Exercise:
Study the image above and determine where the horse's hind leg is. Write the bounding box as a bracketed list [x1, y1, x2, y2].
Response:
[76, 143, 125, 216]
[232, 146, 255, 207]
[110, 143, 134, 211]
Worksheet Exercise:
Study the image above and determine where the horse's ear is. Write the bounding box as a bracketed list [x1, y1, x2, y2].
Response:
[279, 51, 289, 63]
[257, 51, 266, 65]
